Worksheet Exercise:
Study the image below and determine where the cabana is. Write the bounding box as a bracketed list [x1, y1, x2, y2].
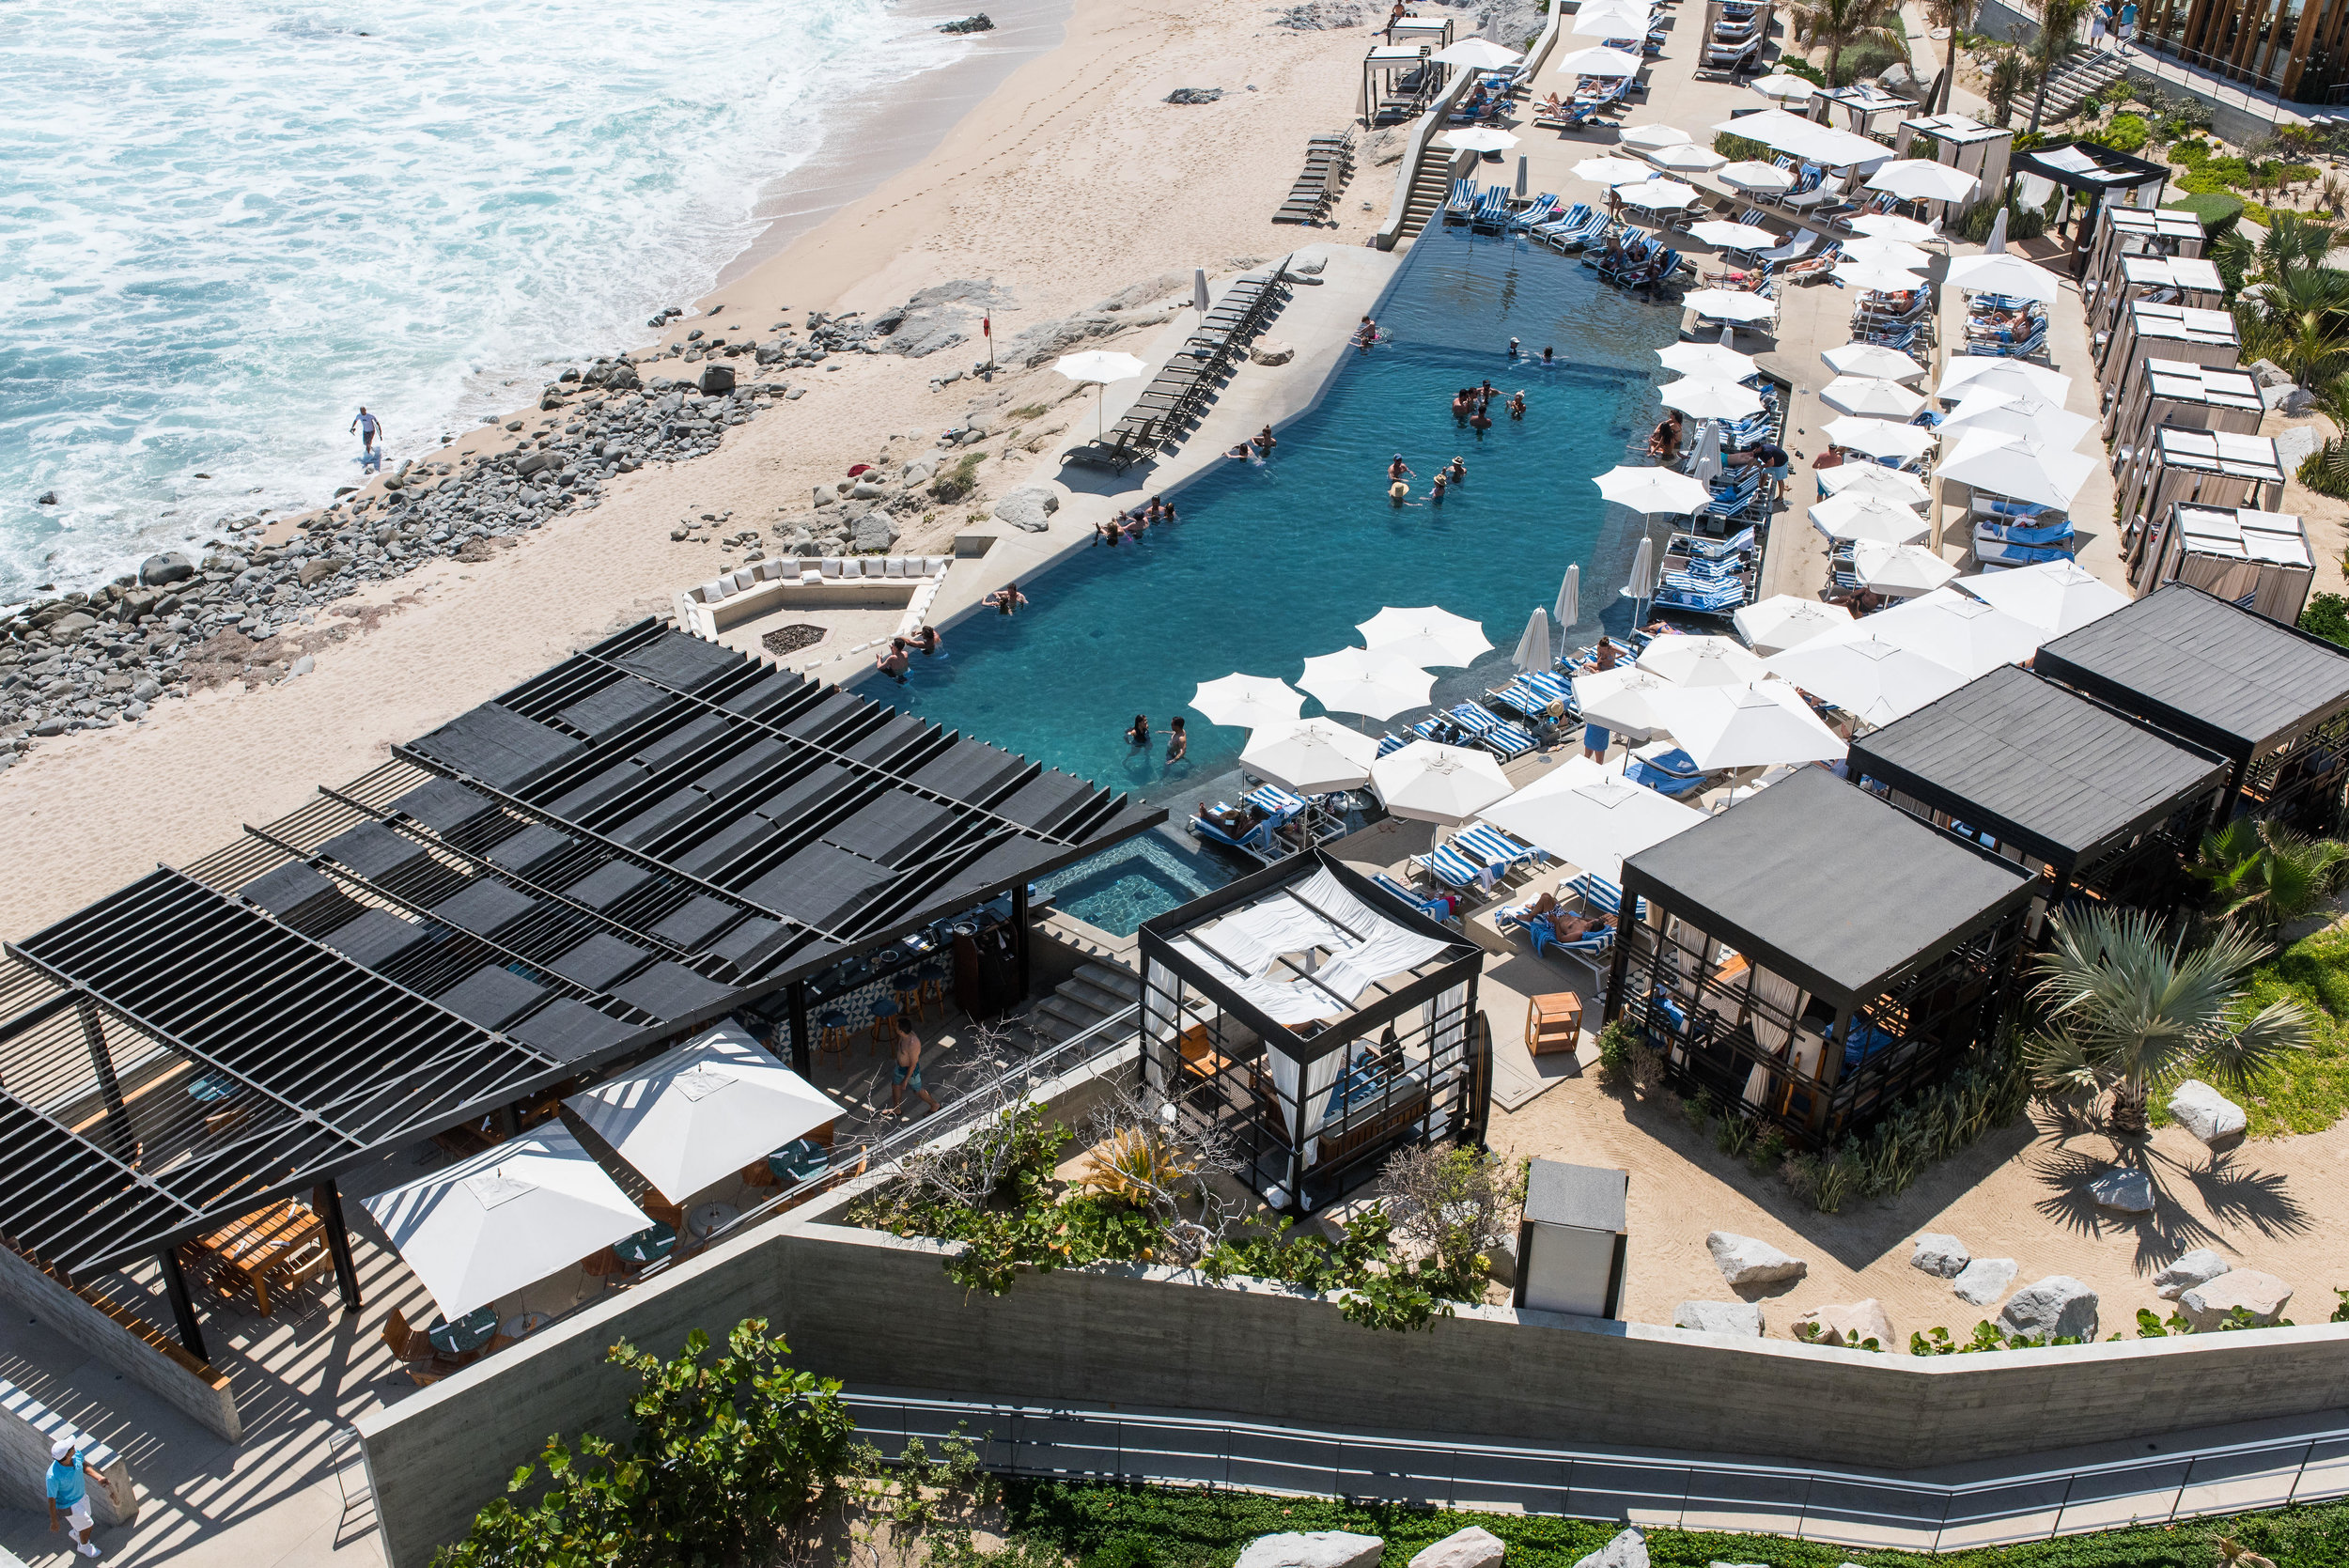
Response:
[2084, 206, 2206, 310]
[2132, 504, 2316, 626]
[1606, 768, 2035, 1148]
[1812, 85, 1914, 136]
[1138, 852, 1487, 1213]
[2090, 256, 2226, 375]
[2106, 358, 2263, 458]
[2097, 302, 2240, 410]
[1890, 113, 2011, 224]
[2035, 584, 2349, 834]
[1362, 44, 1439, 124]
[2117, 427, 2287, 575]
[1849, 665, 2232, 912]
[2007, 140, 2170, 274]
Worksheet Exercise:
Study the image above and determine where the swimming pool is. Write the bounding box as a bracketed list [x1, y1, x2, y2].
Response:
[1034, 828, 1236, 938]
[885, 223, 1681, 801]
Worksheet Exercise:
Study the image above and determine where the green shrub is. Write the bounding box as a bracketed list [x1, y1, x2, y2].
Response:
[2164, 190, 2243, 239]
[2089, 113, 2149, 155]
[1595, 1017, 1638, 1082]
[1775, 55, 1827, 85]
[2303, 592, 2349, 648]
[1832, 41, 1904, 82]
[1712, 131, 1772, 163]
[929, 450, 987, 502]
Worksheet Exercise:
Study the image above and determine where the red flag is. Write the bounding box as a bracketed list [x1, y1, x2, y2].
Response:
[983, 317, 991, 337]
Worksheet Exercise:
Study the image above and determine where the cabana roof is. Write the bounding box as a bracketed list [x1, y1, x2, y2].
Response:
[2035, 583, 2349, 757]
[2139, 359, 2263, 413]
[1848, 666, 2231, 872]
[2147, 426, 2283, 483]
[1620, 768, 2034, 1007]
[2013, 139, 2169, 191]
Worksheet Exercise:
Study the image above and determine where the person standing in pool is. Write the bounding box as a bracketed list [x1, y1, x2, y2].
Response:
[1127, 715, 1150, 747]
[1389, 479, 1410, 505]
[1469, 406, 1493, 436]
[1507, 390, 1527, 420]
[1253, 425, 1277, 456]
[1507, 336, 1520, 359]
[1165, 717, 1187, 763]
[874, 638, 910, 684]
[1388, 454, 1414, 483]
[1429, 472, 1448, 504]
[1447, 456, 1467, 483]
[984, 582, 1027, 615]
[1541, 346, 1555, 366]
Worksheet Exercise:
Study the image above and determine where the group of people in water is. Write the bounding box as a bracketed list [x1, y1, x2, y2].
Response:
[871, 623, 946, 683]
[1222, 424, 1279, 465]
[1449, 378, 1525, 433]
[1388, 451, 1471, 505]
[1125, 713, 1189, 764]
[1093, 493, 1179, 546]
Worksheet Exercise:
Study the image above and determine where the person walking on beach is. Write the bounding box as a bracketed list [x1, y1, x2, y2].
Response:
[1165, 717, 1188, 763]
[891, 1015, 939, 1117]
[350, 406, 382, 455]
[47, 1438, 103, 1559]
[984, 582, 1028, 615]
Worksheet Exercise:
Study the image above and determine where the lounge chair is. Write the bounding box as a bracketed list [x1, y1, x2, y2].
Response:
[1446, 701, 1537, 759]
[1373, 871, 1456, 922]
[1626, 747, 1712, 796]
[1410, 822, 1543, 892]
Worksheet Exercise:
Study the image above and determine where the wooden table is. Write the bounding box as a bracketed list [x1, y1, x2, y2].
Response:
[1527, 992, 1584, 1057]
[195, 1204, 324, 1315]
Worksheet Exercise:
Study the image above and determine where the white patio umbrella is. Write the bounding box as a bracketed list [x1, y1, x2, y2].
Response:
[1190, 672, 1306, 728]
[1594, 462, 1713, 515]
[1750, 72, 1817, 102]
[1658, 337, 1759, 377]
[1734, 594, 1855, 656]
[1817, 461, 1931, 504]
[1572, 3, 1653, 35]
[1838, 237, 1934, 272]
[1937, 387, 2096, 451]
[1686, 418, 1724, 487]
[567, 1025, 838, 1205]
[363, 1126, 652, 1322]
[1637, 633, 1770, 687]
[1688, 220, 1780, 252]
[1822, 341, 1927, 381]
[1862, 586, 2045, 677]
[1433, 37, 1525, 68]
[1685, 289, 1779, 323]
[1865, 159, 1979, 203]
[1574, 665, 1676, 736]
[1850, 539, 1963, 596]
[1555, 564, 1581, 629]
[1479, 754, 1706, 879]
[1240, 717, 1380, 794]
[1370, 740, 1513, 826]
[1297, 646, 1436, 721]
[1947, 251, 2063, 303]
[1649, 144, 1728, 173]
[1445, 127, 1520, 154]
[1659, 377, 1765, 420]
[1823, 415, 1936, 460]
[1054, 349, 1149, 439]
[1646, 681, 1849, 770]
[1848, 210, 1940, 244]
[1937, 427, 2099, 511]
[1955, 559, 2130, 636]
[1614, 178, 1700, 212]
[1719, 161, 1796, 194]
[1357, 604, 1493, 666]
[1556, 44, 1646, 76]
[1575, 155, 1654, 186]
[1809, 491, 1931, 546]
[1983, 205, 2011, 255]
[1833, 260, 1933, 294]
[1621, 123, 1694, 150]
[1511, 606, 1553, 674]
[1820, 375, 1925, 419]
[1766, 633, 1968, 725]
[1937, 354, 2071, 403]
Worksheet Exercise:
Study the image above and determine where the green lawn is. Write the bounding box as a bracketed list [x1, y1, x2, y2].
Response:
[2232, 920, 2349, 1138]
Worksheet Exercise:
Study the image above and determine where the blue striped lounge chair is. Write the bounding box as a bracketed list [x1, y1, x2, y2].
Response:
[1487, 669, 1575, 722]
[1564, 872, 1647, 923]
[1243, 783, 1309, 821]
[1410, 823, 1542, 892]
[1626, 746, 1710, 797]
[1472, 187, 1509, 230]
[1445, 179, 1477, 222]
[1188, 785, 1306, 857]
[1683, 525, 1757, 561]
[1509, 194, 1563, 231]
[1448, 702, 1536, 759]
[1374, 871, 1455, 922]
[1376, 732, 1410, 758]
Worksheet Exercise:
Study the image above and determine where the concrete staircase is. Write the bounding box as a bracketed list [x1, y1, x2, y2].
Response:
[1396, 155, 1454, 241]
[1030, 958, 1141, 1042]
[2034, 48, 2130, 122]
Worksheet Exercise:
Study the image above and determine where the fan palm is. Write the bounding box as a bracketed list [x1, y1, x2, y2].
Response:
[1983, 50, 2030, 128]
[2026, 908, 2310, 1138]
[2192, 816, 2349, 929]
[1788, 0, 1905, 85]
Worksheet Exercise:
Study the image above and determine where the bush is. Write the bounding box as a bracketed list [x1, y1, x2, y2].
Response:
[2302, 442, 2349, 501]
[1959, 196, 2048, 244]
[1775, 55, 1827, 85]
[1712, 131, 1772, 163]
[2303, 592, 2349, 647]
[2164, 190, 2243, 239]
[1595, 1017, 1638, 1083]
[2089, 113, 2150, 155]
[928, 450, 988, 502]
[1832, 41, 1904, 82]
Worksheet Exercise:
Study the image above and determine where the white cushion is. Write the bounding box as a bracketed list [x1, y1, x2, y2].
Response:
[697, 580, 728, 602]
[820, 557, 843, 578]
[930, 556, 951, 574]
[882, 557, 906, 579]
[729, 569, 755, 590]
[840, 558, 863, 579]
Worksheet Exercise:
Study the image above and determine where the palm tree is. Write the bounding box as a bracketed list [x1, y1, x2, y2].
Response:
[1983, 49, 2030, 127]
[1787, 0, 1905, 86]
[2026, 908, 2310, 1138]
[2023, 0, 2088, 134]
[2191, 817, 2349, 930]
[1921, 0, 1976, 114]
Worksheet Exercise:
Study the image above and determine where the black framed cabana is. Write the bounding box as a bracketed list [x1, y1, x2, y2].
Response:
[2034, 584, 2349, 837]
[1848, 665, 2232, 914]
[1136, 851, 1487, 1214]
[2007, 141, 2170, 276]
[1606, 769, 2036, 1150]
[0, 619, 1152, 1358]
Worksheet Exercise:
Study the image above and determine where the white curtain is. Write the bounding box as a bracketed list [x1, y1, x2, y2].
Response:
[1424, 983, 1469, 1073]
[1141, 956, 1182, 1095]
[1267, 1041, 1346, 1167]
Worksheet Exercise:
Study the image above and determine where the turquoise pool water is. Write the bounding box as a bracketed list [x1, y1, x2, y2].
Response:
[1034, 828, 1235, 938]
[885, 224, 1680, 801]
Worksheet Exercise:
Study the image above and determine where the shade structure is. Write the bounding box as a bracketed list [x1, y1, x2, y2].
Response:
[1766, 634, 1968, 726]
[1817, 462, 1930, 504]
[1848, 210, 1940, 243]
[362, 1126, 651, 1322]
[1659, 377, 1765, 420]
[1432, 37, 1524, 67]
[1658, 338, 1760, 377]
[1370, 740, 1514, 826]
[1719, 160, 1795, 194]
[1838, 237, 1934, 272]
[1614, 178, 1700, 210]
[1684, 289, 1778, 322]
[1555, 44, 1645, 76]
[1637, 633, 1770, 687]
[1937, 354, 2070, 403]
[1479, 754, 1706, 880]
[1511, 607, 1553, 674]
[1594, 463, 1713, 515]
[1055, 349, 1149, 439]
[1937, 387, 2096, 451]
[1947, 252, 2063, 303]
[1575, 665, 1675, 735]
[1688, 220, 1780, 252]
[1709, 108, 1890, 169]
[1191, 672, 1306, 728]
[1861, 586, 2046, 678]
[1648, 144, 1727, 173]
[567, 1024, 837, 1205]
[1356, 604, 1492, 667]
[1809, 491, 1930, 545]
[1820, 375, 1925, 419]
[1735, 595, 1855, 656]
[1833, 261, 1934, 294]
[1956, 559, 2131, 637]
[1750, 72, 1816, 102]
[1851, 539, 1963, 596]
[1822, 341, 1927, 381]
[1445, 127, 1520, 153]
[1555, 564, 1581, 629]
[1645, 681, 1849, 769]
[1865, 159, 1978, 202]
[1823, 415, 1936, 460]
[1621, 123, 1694, 150]
[1575, 155, 1654, 186]
[1240, 717, 1380, 794]
[1937, 427, 2098, 510]
[1297, 647, 1436, 721]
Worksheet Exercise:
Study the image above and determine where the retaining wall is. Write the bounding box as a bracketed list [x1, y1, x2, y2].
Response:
[0, 1374, 137, 1528]
[0, 1249, 241, 1442]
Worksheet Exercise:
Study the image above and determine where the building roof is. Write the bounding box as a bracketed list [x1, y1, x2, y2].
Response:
[1848, 666, 2231, 871]
[2033, 583, 2349, 757]
[1621, 768, 2035, 1006]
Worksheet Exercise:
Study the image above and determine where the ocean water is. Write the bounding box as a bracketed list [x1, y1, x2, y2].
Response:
[883, 223, 1682, 802]
[0, 0, 967, 605]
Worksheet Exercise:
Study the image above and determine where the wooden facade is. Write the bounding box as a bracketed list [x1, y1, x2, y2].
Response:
[2139, 0, 2349, 101]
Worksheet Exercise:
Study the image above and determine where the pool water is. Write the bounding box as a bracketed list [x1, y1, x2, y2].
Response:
[886, 224, 1681, 802]
[1034, 829, 1235, 938]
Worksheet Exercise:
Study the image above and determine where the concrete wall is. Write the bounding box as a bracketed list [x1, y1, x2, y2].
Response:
[359, 1191, 2349, 1568]
[0, 1250, 241, 1443]
[0, 1374, 138, 1528]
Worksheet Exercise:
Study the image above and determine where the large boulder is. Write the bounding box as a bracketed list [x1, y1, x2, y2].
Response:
[1570, 1527, 1647, 1568]
[2153, 1248, 2232, 1300]
[2248, 357, 2294, 388]
[1952, 1256, 2018, 1306]
[1878, 60, 1918, 96]
[698, 364, 736, 396]
[1251, 339, 1296, 365]
[1094, 271, 1191, 312]
[1794, 1299, 1894, 1351]
[1999, 1275, 2099, 1343]
[850, 513, 901, 551]
[1705, 1231, 1806, 1288]
[1408, 1526, 1504, 1568]
[47, 611, 98, 641]
[2179, 1268, 2292, 1330]
[2089, 1168, 2155, 1214]
[2167, 1079, 2248, 1152]
[1911, 1233, 1970, 1279]
[993, 485, 1060, 532]
[1235, 1533, 1384, 1568]
[1673, 1300, 1764, 1337]
[139, 551, 197, 587]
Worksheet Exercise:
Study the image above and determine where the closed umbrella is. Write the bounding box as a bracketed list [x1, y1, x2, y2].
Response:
[1686, 418, 1724, 487]
[1622, 123, 1694, 150]
[1054, 349, 1149, 439]
[1575, 155, 1654, 186]
[1594, 463, 1713, 515]
[1937, 387, 2096, 450]
[1479, 754, 1706, 879]
[1937, 354, 2071, 402]
[1734, 594, 1855, 655]
[1955, 559, 2130, 636]
[1511, 607, 1552, 674]
[1637, 633, 1770, 687]
[1767, 632, 1968, 724]
[1624, 535, 1657, 604]
[1193, 268, 1211, 314]
[1937, 427, 2098, 510]
[1685, 288, 1779, 323]
[1658, 338, 1759, 377]
[1816, 461, 1930, 504]
[1574, 665, 1675, 736]
[1358, 604, 1492, 666]
[1820, 375, 1925, 418]
[1822, 414, 1935, 460]
[1297, 646, 1435, 721]
[1445, 127, 1520, 154]
[1850, 539, 1962, 596]
[1847, 210, 1940, 243]
[1865, 159, 1979, 203]
[1719, 161, 1796, 194]
[1822, 341, 1927, 380]
[1555, 44, 1646, 76]
[1555, 563, 1580, 629]
[1433, 37, 1525, 68]
[1983, 206, 2010, 255]
[1688, 220, 1780, 252]
[1190, 672, 1305, 728]
[1750, 72, 1817, 102]
[1646, 681, 1849, 770]
[1240, 718, 1380, 794]
[1862, 586, 2045, 677]
[1948, 251, 2062, 303]
[1659, 377, 1765, 420]
[567, 1025, 839, 1205]
[1648, 144, 1728, 173]
[1370, 740, 1514, 826]
[1809, 491, 1930, 545]
[1833, 260, 1933, 294]
[1516, 153, 1529, 198]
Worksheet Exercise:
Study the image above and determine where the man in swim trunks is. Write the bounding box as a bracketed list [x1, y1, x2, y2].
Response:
[892, 1015, 939, 1115]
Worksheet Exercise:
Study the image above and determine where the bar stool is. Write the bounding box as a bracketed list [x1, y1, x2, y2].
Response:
[895, 973, 928, 1023]
[868, 996, 900, 1051]
[817, 1011, 852, 1066]
[918, 962, 948, 1018]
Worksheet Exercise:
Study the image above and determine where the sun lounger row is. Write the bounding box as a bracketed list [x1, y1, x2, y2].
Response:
[1410, 822, 1546, 893]
[1066, 260, 1294, 471]
[1274, 129, 1355, 225]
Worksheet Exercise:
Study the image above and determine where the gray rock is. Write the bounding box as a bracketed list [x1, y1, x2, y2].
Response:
[297, 557, 349, 587]
[2090, 1168, 2155, 1214]
[130, 678, 162, 701]
[2273, 424, 2322, 471]
[1408, 1527, 1503, 1568]
[2168, 1079, 2248, 1151]
[699, 365, 736, 395]
[1234, 1533, 1384, 1568]
[1165, 86, 1224, 104]
[1002, 310, 1156, 368]
[1251, 339, 1296, 366]
[288, 654, 315, 676]
[2154, 1248, 2232, 1299]
[2248, 357, 2294, 388]
[31, 715, 70, 736]
[1878, 60, 1917, 95]
[1704, 1231, 1806, 1287]
[1673, 1300, 1764, 1337]
[848, 478, 889, 500]
[515, 452, 553, 476]
[1290, 247, 1330, 275]
[849, 513, 901, 552]
[48, 613, 98, 641]
[1998, 1275, 2099, 1343]
[993, 485, 1061, 533]
[1793, 1298, 1893, 1350]
[1952, 1256, 2018, 1306]
[1912, 1233, 1970, 1279]
[1485, 1231, 1517, 1287]
[1569, 1528, 1647, 1568]
[139, 551, 197, 587]
[1096, 271, 1192, 312]
[2179, 1268, 2292, 1330]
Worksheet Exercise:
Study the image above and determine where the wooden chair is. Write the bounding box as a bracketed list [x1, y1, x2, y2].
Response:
[381, 1307, 460, 1386]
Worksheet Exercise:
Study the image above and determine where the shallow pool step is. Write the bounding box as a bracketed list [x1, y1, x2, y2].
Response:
[1054, 976, 1133, 1017]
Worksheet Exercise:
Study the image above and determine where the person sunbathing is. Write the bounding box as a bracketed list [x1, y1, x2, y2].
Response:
[1198, 801, 1263, 837]
[1536, 92, 1568, 118]
[1550, 911, 1615, 941]
[1504, 891, 1560, 924]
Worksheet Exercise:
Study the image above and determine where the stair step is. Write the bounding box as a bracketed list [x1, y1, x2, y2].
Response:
[1057, 977, 1132, 1015]
[1034, 993, 1109, 1032]
[1076, 960, 1140, 996]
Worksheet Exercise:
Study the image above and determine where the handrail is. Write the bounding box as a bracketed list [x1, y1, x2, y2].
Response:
[1375, 54, 1488, 249]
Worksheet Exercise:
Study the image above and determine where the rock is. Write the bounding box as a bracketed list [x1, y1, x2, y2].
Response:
[515, 452, 553, 476]
[1096, 271, 1191, 312]
[2274, 385, 2315, 416]
[2168, 1079, 2248, 1151]
[2179, 1268, 2292, 1330]
[48, 612, 98, 641]
[1704, 1231, 1805, 1287]
[1485, 1231, 1517, 1287]
[2248, 357, 2294, 388]
[1002, 310, 1143, 367]
[848, 478, 889, 500]
[937, 11, 994, 32]
[1878, 60, 1917, 95]
[1952, 1256, 2018, 1305]
[993, 485, 1060, 533]
[1234, 1532, 1384, 1568]
[1569, 1527, 1646, 1568]
[31, 715, 70, 737]
[139, 551, 197, 586]
[130, 678, 162, 701]
[1911, 1233, 1970, 1279]
[849, 513, 901, 551]
[1673, 1300, 1764, 1337]
[1166, 86, 1224, 104]
[2090, 1168, 2155, 1214]
[297, 557, 349, 587]
[37, 490, 58, 505]
[2274, 424, 2323, 471]
[1408, 1528, 1502, 1568]
[1998, 1275, 2099, 1343]
[1251, 339, 1296, 366]
[1290, 247, 1330, 275]
[288, 654, 315, 676]
[699, 364, 737, 396]
[1367, 130, 1406, 166]
[1793, 1299, 1893, 1350]
[2154, 1248, 2232, 1299]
